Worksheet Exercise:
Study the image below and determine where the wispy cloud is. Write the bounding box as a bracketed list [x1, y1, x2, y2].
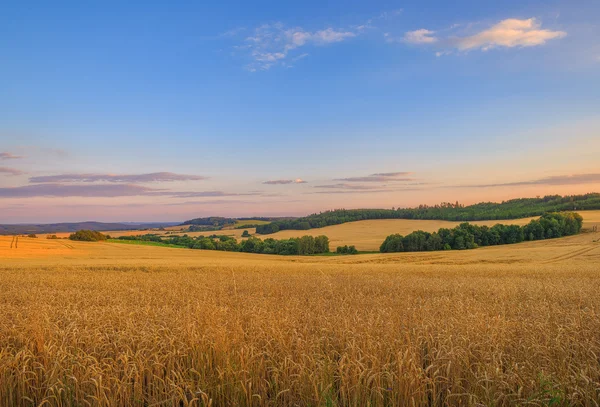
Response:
[0, 183, 271, 199]
[312, 189, 392, 195]
[220, 27, 246, 38]
[0, 152, 23, 160]
[402, 29, 438, 44]
[263, 178, 307, 185]
[29, 172, 207, 183]
[0, 183, 166, 198]
[166, 199, 253, 206]
[460, 173, 600, 188]
[335, 172, 414, 182]
[236, 22, 358, 71]
[224, 10, 406, 70]
[371, 172, 413, 177]
[0, 167, 25, 176]
[170, 190, 266, 198]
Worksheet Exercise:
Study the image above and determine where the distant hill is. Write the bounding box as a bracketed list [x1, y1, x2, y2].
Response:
[256, 193, 600, 234]
[0, 222, 179, 235]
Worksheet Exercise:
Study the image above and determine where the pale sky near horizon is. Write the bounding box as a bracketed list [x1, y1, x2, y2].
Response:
[1, 0, 599, 223]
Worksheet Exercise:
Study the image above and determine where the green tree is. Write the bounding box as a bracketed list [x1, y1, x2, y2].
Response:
[298, 236, 316, 255]
[380, 234, 404, 253]
[314, 235, 330, 253]
[69, 230, 107, 242]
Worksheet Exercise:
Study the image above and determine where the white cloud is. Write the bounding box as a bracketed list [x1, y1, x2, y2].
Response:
[400, 18, 566, 55]
[313, 28, 355, 44]
[454, 18, 566, 51]
[240, 22, 359, 70]
[403, 29, 438, 44]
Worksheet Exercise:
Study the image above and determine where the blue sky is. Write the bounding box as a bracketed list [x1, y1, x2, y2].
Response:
[1, 0, 599, 222]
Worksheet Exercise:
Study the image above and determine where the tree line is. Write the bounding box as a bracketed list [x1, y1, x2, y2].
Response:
[180, 217, 236, 227]
[116, 234, 330, 255]
[380, 212, 583, 253]
[255, 193, 599, 234]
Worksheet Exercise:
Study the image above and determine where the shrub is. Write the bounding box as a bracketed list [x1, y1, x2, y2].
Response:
[69, 230, 108, 242]
[336, 245, 358, 255]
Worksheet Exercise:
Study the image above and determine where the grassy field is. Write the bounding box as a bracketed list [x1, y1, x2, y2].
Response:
[106, 239, 185, 248]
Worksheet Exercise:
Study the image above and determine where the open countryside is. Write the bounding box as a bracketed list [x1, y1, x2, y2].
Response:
[1, 211, 600, 405]
[3, 0, 600, 405]
[21, 210, 600, 252]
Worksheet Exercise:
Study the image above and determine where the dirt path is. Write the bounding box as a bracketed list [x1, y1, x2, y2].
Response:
[543, 244, 598, 264]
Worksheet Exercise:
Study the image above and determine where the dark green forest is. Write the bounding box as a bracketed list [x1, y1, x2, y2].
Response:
[256, 193, 600, 234]
[380, 212, 583, 253]
[180, 217, 237, 227]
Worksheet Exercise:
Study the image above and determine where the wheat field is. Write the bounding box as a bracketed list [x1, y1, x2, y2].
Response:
[1, 214, 600, 406]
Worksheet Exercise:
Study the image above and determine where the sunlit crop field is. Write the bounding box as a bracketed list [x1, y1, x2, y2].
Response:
[1, 214, 600, 406]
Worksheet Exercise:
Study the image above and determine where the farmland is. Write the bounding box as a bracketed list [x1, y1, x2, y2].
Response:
[0, 212, 600, 406]
[264, 217, 537, 251]
[32, 210, 600, 251]
[263, 211, 600, 251]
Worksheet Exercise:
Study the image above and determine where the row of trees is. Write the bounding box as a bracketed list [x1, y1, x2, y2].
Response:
[116, 234, 330, 255]
[69, 230, 109, 241]
[256, 194, 599, 234]
[336, 245, 358, 254]
[239, 236, 329, 255]
[380, 212, 583, 253]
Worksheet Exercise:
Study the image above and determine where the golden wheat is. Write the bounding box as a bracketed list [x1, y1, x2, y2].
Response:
[0, 215, 599, 406]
